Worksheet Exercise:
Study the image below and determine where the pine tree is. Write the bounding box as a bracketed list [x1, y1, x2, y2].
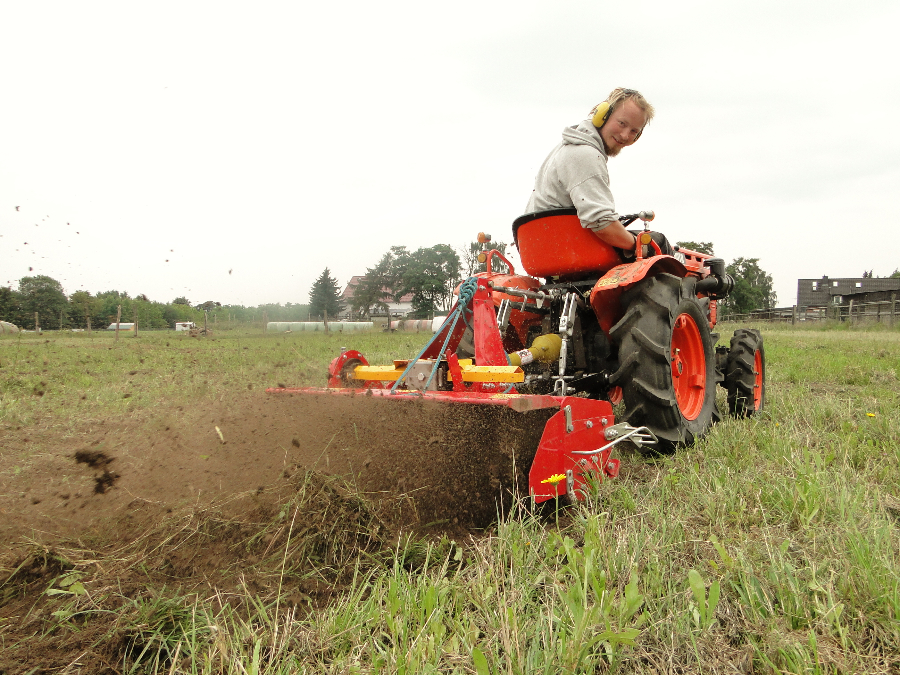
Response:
[308, 268, 344, 319]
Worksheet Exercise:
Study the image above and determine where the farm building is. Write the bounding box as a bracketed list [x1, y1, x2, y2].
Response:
[797, 276, 900, 309]
[339, 276, 414, 319]
[0, 321, 20, 334]
[106, 322, 135, 331]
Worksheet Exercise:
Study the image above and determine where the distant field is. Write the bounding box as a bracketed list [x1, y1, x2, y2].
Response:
[1, 323, 898, 673]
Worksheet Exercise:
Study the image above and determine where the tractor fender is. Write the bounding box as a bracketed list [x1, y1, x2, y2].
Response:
[589, 256, 687, 334]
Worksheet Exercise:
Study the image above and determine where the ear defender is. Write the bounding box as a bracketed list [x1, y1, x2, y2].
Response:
[592, 101, 611, 128]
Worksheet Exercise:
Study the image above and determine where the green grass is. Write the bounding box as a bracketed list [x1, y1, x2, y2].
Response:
[1, 323, 899, 673]
[0, 327, 433, 428]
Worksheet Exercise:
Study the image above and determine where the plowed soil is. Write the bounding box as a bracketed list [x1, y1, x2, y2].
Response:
[1, 391, 553, 544]
[0, 390, 554, 673]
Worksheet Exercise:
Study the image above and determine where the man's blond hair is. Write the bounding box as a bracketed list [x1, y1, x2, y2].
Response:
[590, 88, 655, 124]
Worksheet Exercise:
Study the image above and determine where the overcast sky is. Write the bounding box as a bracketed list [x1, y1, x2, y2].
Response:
[2, 0, 898, 309]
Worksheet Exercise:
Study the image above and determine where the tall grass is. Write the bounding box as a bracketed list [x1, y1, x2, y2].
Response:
[1, 324, 898, 673]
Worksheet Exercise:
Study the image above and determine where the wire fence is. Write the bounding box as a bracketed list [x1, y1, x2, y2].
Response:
[723, 298, 900, 326]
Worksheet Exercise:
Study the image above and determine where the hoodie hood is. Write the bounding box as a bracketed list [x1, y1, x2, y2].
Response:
[561, 119, 607, 157]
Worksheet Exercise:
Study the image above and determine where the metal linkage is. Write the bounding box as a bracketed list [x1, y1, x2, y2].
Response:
[488, 284, 555, 306]
[558, 292, 577, 336]
[497, 298, 511, 334]
[553, 293, 578, 396]
[571, 422, 658, 455]
[487, 284, 552, 315]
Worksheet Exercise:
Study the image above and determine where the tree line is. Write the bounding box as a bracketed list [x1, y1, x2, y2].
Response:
[309, 241, 511, 320]
[2, 241, 782, 330]
[0, 275, 310, 331]
[311, 239, 777, 320]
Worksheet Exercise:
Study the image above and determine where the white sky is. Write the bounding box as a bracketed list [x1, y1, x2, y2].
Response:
[2, 0, 898, 308]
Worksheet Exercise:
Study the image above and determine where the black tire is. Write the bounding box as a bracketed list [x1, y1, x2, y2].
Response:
[609, 274, 717, 452]
[725, 329, 765, 417]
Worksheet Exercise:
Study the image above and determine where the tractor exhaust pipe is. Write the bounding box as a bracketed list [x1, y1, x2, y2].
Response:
[695, 257, 734, 298]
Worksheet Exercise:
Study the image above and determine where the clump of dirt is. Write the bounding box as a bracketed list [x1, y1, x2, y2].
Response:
[74, 449, 119, 494]
[73, 449, 113, 469]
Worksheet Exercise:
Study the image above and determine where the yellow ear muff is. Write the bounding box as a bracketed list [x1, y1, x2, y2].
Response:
[592, 101, 610, 128]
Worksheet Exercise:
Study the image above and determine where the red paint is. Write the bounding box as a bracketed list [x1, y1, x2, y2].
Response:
[527, 397, 619, 503]
[516, 213, 623, 280]
[670, 313, 706, 420]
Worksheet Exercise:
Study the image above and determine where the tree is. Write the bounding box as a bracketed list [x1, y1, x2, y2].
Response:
[309, 268, 344, 319]
[676, 241, 715, 255]
[0, 286, 23, 326]
[351, 244, 462, 318]
[163, 301, 201, 327]
[721, 258, 776, 317]
[393, 244, 462, 317]
[172, 296, 191, 306]
[69, 290, 95, 329]
[17, 275, 69, 329]
[94, 290, 132, 327]
[351, 251, 398, 319]
[891, 268, 900, 278]
[461, 240, 509, 277]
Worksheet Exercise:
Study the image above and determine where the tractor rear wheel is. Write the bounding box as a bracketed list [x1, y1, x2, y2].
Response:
[609, 273, 717, 452]
[725, 329, 765, 417]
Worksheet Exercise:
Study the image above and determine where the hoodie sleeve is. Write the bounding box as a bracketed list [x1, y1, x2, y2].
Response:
[558, 145, 619, 231]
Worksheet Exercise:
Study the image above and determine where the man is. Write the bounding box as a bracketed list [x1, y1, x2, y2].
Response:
[526, 88, 658, 256]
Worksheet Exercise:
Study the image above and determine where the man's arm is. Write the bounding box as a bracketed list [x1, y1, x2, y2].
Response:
[592, 220, 636, 251]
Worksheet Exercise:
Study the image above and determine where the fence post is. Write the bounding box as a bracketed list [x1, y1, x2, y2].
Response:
[792, 305, 797, 325]
[891, 293, 897, 328]
[35, 312, 40, 333]
[115, 305, 122, 342]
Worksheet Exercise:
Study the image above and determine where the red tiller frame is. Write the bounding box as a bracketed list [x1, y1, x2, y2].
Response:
[268, 277, 621, 504]
[267, 384, 621, 503]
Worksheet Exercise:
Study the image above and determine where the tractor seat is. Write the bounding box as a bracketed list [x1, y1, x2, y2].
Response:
[512, 208, 623, 281]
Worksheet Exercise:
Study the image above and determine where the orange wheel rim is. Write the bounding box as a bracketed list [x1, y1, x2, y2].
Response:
[670, 313, 706, 420]
[753, 349, 763, 408]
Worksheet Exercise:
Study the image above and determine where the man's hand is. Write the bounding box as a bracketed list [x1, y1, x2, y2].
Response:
[593, 222, 656, 258]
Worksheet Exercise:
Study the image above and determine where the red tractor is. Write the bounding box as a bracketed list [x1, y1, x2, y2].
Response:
[493, 208, 765, 449]
[270, 209, 765, 509]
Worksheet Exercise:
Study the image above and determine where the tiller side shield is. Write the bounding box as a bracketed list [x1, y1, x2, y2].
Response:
[528, 397, 621, 503]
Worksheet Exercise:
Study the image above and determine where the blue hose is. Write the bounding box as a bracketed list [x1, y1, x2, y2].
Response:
[390, 277, 479, 394]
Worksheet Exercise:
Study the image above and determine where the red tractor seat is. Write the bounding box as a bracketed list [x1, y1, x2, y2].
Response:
[513, 209, 623, 280]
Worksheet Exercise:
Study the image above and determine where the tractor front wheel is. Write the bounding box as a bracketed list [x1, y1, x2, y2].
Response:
[725, 329, 765, 417]
[610, 274, 717, 452]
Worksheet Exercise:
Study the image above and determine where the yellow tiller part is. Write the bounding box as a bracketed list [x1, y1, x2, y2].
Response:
[353, 361, 524, 383]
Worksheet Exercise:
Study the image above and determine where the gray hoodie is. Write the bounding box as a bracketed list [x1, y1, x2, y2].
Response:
[525, 119, 619, 231]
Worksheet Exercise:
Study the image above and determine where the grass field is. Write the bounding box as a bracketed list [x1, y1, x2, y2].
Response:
[1, 323, 898, 673]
